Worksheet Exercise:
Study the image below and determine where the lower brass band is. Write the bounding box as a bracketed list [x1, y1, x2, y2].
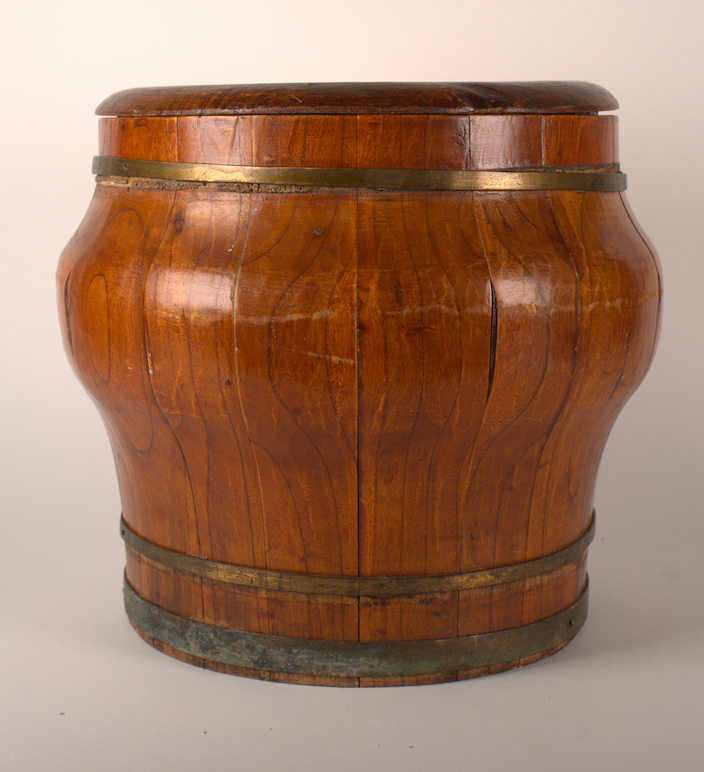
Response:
[121, 514, 594, 596]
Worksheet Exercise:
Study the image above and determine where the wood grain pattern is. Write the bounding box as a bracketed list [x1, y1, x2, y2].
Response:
[59, 86, 660, 685]
[231, 192, 358, 577]
[543, 115, 617, 168]
[99, 117, 178, 162]
[469, 115, 543, 169]
[357, 115, 469, 169]
[524, 191, 661, 555]
[459, 190, 580, 572]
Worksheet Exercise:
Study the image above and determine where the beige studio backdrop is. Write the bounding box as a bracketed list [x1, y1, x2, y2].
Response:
[1, 0, 702, 770]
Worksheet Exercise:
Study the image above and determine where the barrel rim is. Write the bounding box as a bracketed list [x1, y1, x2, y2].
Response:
[96, 81, 619, 117]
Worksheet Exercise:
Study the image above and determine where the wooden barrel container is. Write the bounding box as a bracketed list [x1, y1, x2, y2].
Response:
[58, 82, 662, 686]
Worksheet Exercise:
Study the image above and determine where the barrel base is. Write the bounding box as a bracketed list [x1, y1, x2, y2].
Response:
[130, 623, 574, 686]
[124, 577, 587, 687]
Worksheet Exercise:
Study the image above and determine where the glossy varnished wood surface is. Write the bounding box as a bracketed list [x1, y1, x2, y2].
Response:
[59, 99, 660, 685]
[97, 113, 619, 169]
[96, 81, 618, 117]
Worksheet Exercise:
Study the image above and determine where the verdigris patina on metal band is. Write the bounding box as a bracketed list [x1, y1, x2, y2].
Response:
[124, 576, 588, 677]
[121, 513, 594, 596]
[93, 156, 627, 191]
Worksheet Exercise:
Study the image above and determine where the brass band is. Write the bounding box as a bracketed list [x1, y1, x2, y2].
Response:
[121, 513, 594, 596]
[124, 576, 589, 677]
[94, 156, 627, 191]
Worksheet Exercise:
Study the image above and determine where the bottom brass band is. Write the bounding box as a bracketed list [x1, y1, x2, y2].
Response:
[124, 577, 588, 678]
[121, 513, 595, 596]
[93, 156, 627, 191]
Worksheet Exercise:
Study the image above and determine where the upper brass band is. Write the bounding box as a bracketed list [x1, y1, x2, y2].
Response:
[94, 156, 627, 191]
[121, 514, 594, 596]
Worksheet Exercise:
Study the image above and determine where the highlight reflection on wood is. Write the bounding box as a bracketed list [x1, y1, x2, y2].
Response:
[58, 83, 661, 686]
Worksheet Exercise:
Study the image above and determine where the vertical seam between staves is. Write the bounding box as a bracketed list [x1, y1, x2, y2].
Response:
[230, 199, 271, 635]
[140, 190, 207, 621]
[355, 114, 361, 646]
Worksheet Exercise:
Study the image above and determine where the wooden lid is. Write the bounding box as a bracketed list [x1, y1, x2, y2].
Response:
[96, 82, 618, 117]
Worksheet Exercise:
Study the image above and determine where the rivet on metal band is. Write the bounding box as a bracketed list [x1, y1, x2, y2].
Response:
[124, 576, 589, 677]
[121, 513, 595, 596]
[93, 156, 627, 191]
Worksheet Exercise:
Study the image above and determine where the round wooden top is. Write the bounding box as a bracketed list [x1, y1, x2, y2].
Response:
[96, 82, 618, 117]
